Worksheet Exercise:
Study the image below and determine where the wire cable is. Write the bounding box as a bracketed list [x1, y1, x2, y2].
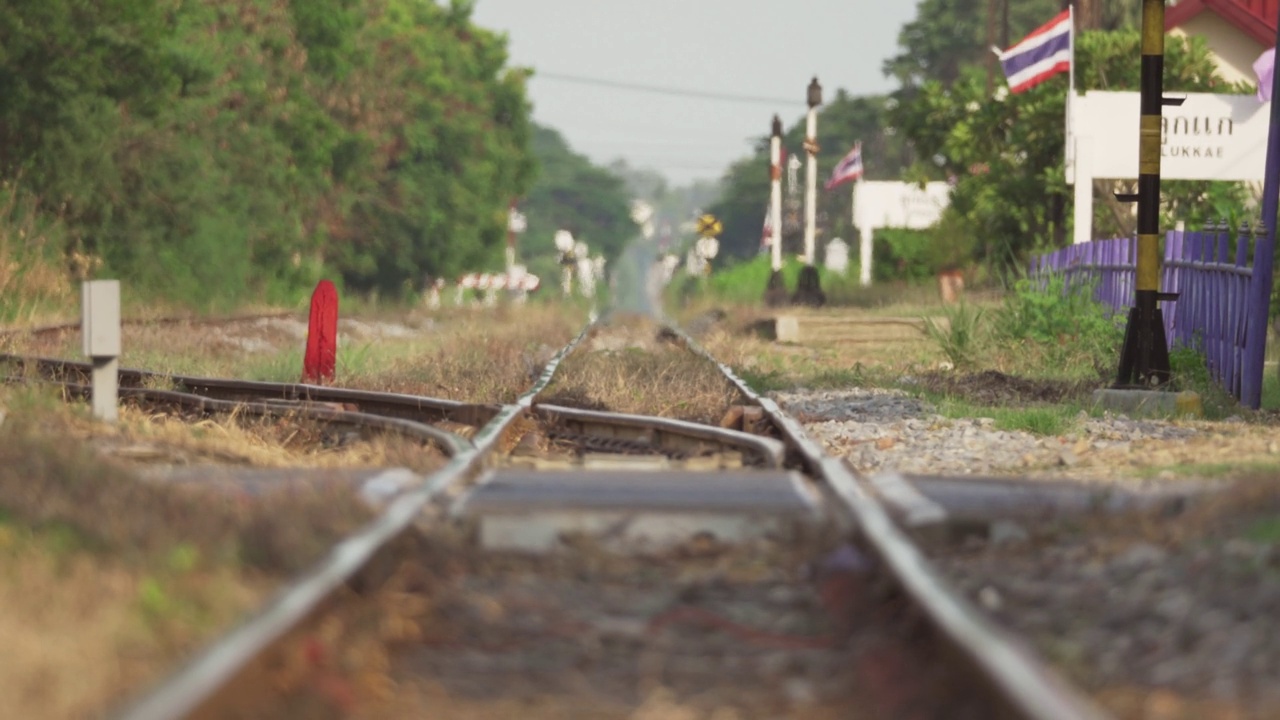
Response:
[534, 71, 796, 107]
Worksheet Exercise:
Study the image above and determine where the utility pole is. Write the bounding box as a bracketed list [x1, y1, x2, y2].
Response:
[1244, 4, 1280, 408]
[986, 0, 998, 96]
[1115, 0, 1178, 387]
[793, 77, 826, 306]
[764, 115, 788, 307]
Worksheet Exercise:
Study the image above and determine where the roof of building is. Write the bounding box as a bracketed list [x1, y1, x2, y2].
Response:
[1166, 0, 1277, 46]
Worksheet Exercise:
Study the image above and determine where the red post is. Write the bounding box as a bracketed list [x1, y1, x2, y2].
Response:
[303, 280, 338, 384]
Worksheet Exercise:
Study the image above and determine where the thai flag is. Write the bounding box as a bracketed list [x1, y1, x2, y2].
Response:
[999, 9, 1071, 94]
[825, 142, 863, 191]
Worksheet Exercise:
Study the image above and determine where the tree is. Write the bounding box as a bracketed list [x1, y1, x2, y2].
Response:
[516, 124, 633, 281]
[886, 29, 1252, 275]
[0, 0, 538, 305]
[883, 0, 1061, 88]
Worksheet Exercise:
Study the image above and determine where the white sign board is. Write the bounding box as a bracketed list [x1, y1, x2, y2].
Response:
[852, 181, 952, 286]
[1071, 91, 1268, 181]
[853, 181, 951, 231]
[824, 238, 849, 275]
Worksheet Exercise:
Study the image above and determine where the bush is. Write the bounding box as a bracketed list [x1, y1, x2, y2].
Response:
[992, 274, 1124, 373]
[873, 228, 938, 282]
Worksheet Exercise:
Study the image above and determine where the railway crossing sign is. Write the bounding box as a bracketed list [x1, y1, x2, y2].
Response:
[696, 214, 722, 238]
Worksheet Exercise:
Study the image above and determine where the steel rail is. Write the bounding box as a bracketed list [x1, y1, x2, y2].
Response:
[0, 354, 501, 428]
[56, 383, 471, 457]
[670, 325, 1111, 720]
[534, 403, 786, 468]
[108, 321, 595, 720]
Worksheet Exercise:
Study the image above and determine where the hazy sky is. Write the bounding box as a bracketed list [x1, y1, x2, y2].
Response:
[471, 1, 920, 187]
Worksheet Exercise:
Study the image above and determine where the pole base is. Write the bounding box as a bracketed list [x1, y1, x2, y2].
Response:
[764, 270, 790, 307]
[791, 265, 826, 307]
[1115, 296, 1171, 388]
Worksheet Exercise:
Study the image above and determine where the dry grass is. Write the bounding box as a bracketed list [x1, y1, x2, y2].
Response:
[0, 300, 587, 718]
[0, 527, 264, 720]
[537, 313, 745, 424]
[353, 304, 583, 403]
[0, 183, 78, 326]
[688, 307, 938, 393]
[0, 392, 394, 719]
[2, 303, 586, 404]
[98, 403, 447, 473]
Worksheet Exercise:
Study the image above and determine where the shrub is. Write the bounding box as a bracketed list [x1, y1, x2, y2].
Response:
[994, 275, 1123, 355]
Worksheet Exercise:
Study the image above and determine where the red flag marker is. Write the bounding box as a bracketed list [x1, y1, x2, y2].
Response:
[303, 280, 338, 384]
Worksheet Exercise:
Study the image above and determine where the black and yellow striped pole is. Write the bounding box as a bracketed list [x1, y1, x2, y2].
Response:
[1116, 0, 1178, 387]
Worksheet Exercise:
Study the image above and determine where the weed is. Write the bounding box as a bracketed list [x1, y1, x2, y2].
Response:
[807, 367, 868, 389]
[932, 396, 1079, 436]
[736, 367, 789, 392]
[167, 543, 200, 573]
[1245, 516, 1280, 544]
[991, 406, 1077, 436]
[923, 302, 986, 368]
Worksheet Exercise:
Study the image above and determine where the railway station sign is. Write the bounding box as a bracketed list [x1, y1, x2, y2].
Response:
[851, 181, 952, 287]
[1070, 91, 1268, 181]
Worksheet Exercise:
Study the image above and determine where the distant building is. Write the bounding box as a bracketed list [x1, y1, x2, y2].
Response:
[1166, 0, 1276, 86]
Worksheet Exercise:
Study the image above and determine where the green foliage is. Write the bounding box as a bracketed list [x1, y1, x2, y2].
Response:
[519, 125, 634, 269]
[995, 275, 1122, 346]
[883, 0, 1061, 87]
[874, 228, 944, 281]
[888, 27, 1251, 274]
[0, 0, 536, 307]
[923, 302, 985, 368]
[1169, 345, 1212, 391]
[991, 406, 1076, 436]
[1245, 517, 1280, 544]
[701, 254, 859, 304]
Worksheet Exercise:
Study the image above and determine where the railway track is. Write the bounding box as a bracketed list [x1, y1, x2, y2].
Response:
[0, 311, 298, 341]
[4, 316, 1109, 719]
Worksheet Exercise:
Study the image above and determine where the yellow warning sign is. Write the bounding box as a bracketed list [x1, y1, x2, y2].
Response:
[696, 214, 722, 238]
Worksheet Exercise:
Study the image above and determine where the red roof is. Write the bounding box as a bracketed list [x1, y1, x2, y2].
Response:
[1166, 0, 1278, 46]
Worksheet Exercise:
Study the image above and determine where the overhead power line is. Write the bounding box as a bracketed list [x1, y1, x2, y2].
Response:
[534, 71, 796, 107]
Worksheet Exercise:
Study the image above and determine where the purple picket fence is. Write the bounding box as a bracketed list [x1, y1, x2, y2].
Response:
[1030, 226, 1264, 404]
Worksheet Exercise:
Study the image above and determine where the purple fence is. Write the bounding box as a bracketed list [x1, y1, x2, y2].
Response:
[1030, 226, 1264, 403]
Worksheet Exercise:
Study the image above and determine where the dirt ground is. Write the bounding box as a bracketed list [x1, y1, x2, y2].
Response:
[911, 369, 1103, 406]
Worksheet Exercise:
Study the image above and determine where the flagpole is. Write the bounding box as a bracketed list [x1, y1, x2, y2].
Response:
[1065, 4, 1076, 187]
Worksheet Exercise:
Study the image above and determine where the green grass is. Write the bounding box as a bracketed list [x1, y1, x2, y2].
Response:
[1263, 368, 1280, 412]
[1245, 516, 1280, 544]
[933, 397, 1082, 436]
[733, 367, 790, 393]
[1134, 461, 1280, 479]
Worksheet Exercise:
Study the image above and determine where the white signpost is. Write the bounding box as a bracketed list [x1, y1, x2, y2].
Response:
[824, 237, 849, 275]
[1067, 91, 1269, 244]
[852, 181, 951, 286]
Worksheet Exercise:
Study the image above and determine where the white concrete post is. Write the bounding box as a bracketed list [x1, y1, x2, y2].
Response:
[1072, 136, 1094, 245]
[769, 117, 784, 272]
[859, 221, 874, 287]
[803, 106, 818, 265]
[81, 280, 120, 422]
